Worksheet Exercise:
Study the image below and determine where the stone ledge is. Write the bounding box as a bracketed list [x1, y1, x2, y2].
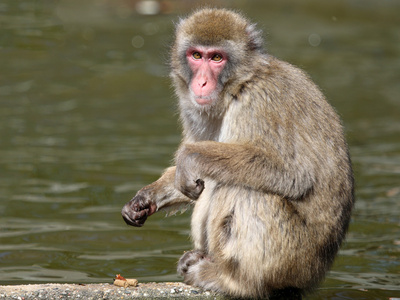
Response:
[0, 282, 223, 299]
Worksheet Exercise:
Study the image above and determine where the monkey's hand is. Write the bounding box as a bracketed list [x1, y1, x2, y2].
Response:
[177, 250, 206, 276]
[175, 146, 205, 200]
[121, 193, 157, 227]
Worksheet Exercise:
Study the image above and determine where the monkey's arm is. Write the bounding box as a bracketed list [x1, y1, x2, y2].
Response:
[175, 142, 315, 200]
[122, 166, 194, 227]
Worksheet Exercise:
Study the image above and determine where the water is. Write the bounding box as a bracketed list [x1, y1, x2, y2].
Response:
[0, 0, 399, 298]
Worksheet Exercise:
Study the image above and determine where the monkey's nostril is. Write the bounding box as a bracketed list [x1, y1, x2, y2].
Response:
[198, 80, 207, 87]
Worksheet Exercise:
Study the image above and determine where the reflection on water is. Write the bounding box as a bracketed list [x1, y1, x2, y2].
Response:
[0, 0, 399, 298]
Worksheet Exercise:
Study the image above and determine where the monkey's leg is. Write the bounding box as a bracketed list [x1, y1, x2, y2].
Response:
[122, 166, 193, 227]
[176, 187, 253, 297]
[179, 185, 312, 299]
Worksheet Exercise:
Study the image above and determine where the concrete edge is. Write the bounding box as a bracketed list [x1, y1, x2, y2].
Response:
[0, 282, 224, 299]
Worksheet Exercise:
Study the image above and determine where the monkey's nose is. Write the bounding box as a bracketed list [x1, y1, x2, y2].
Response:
[198, 80, 207, 88]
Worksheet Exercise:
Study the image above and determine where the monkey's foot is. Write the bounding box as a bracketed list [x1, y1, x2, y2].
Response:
[177, 250, 206, 276]
[121, 194, 157, 227]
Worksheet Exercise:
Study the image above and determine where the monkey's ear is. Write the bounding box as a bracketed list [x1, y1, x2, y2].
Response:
[246, 23, 264, 52]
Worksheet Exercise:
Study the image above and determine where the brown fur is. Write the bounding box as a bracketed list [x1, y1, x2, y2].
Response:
[122, 8, 354, 299]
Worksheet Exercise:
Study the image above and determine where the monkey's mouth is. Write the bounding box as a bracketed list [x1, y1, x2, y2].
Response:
[195, 96, 214, 105]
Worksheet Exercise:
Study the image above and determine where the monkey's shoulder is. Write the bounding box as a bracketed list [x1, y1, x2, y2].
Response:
[231, 55, 341, 132]
[253, 56, 317, 88]
[242, 55, 329, 106]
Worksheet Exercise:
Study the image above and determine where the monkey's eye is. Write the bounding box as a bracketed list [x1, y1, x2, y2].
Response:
[192, 52, 202, 59]
[211, 54, 223, 62]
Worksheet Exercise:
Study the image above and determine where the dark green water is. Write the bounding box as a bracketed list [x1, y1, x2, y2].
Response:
[0, 1, 399, 299]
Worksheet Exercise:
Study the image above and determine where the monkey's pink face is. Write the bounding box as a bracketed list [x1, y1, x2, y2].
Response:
[186, 47, 227, 106]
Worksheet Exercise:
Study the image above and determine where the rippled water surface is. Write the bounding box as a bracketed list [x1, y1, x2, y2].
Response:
[0, 1, 399, 299]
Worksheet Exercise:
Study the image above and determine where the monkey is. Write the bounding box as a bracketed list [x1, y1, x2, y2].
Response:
[121, 8, 354, 299]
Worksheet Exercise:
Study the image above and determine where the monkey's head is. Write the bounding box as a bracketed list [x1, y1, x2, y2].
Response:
[171, 9, 264, 114]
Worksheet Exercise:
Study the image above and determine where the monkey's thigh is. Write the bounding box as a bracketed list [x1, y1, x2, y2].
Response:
[200, 185, 313, 288]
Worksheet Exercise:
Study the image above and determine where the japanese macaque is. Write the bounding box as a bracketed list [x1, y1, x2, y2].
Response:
[122, 8, 354, 299]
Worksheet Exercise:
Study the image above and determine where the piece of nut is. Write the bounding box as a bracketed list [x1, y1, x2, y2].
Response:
[113, 278, 138, 288]
[114, 279, 129, 288]
[126, 279, 138, 287]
